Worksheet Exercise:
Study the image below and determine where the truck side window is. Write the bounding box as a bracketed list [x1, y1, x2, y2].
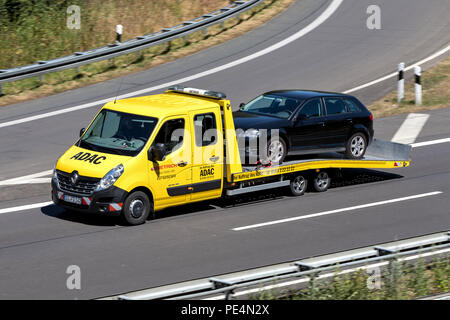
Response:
[153, 118, 185, 156]
[194, 113, 217, 147]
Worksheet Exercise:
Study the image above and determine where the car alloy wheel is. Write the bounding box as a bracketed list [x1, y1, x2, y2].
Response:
[267, 138, 286, 164]
[351, 135, 365, 157]
[346, 133, 367, 159]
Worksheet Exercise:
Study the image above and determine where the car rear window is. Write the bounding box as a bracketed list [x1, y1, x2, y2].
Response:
[342, 98, 362, 112]
[324, 98, 347, 115]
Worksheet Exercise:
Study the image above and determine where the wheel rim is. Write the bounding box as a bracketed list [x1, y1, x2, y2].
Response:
[350, 135, 365, 157]
[293, 176, 306, 193]
[129, 199, 145, 219]
[316, 172, 329, 189]
[268, 140, 284, 163]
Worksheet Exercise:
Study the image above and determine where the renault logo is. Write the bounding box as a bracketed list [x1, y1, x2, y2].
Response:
[71, 171, 80, 185]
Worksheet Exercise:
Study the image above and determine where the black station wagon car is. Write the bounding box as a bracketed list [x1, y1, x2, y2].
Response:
[233, 90, 374, 164]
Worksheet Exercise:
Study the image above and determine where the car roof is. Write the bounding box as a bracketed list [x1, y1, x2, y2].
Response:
[263, 90, 353, 100]
[102, 92, 220, 118]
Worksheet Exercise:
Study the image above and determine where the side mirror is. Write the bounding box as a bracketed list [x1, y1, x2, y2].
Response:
[79, 128, 85, 137]
[148, 143, 166, 162]
[239, 103, 245, 110]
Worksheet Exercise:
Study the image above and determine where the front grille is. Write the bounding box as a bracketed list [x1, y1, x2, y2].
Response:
[56, 170, 100, 196]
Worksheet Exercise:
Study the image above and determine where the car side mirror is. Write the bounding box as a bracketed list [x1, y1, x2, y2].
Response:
[79, 128, 85, 137]
[239, 103, 245, 110]
[148, 143, 166, 162]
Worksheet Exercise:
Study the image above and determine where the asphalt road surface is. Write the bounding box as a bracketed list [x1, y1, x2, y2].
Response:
[0, 0, 449, 299]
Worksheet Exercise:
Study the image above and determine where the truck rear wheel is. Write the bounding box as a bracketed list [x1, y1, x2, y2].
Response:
[289, 175, 308, 196]
[313, 171, 330, 192]
[122, 191, 152, 225]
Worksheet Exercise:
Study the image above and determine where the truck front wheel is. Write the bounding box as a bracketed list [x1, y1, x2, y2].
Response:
[122, 191, 152, 225]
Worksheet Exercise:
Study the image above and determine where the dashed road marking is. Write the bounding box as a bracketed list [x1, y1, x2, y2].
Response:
[391, 113, 430, 144]
[232, 191, 443, 231]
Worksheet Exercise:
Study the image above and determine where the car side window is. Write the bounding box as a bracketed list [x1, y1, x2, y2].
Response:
[194, 113, 217, 147]
[324, 98, 347, 115]
[342, 98, 362, 113]
[298, 98, 322, 118]
[153, 118, 185, 156]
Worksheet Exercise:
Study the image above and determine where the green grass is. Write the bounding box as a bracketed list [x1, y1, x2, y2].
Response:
[250, 254, 450, 300]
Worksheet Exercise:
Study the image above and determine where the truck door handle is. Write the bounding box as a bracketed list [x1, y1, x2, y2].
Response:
[210, 156, 219, 162]
[178, 161, 188, 167]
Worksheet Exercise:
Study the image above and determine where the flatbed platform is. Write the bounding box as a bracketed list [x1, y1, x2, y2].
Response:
[232, 139, 411, 183]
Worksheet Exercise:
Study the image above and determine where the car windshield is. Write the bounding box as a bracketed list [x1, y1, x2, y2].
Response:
[241, 94, 304, 119]
[77, 109, 158, 156]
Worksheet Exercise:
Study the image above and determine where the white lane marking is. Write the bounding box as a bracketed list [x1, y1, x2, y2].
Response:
[343, 43, 450, 94]
[391, 113, 430, 144]
[205, 247, 450, 300]
[232, 191, 443, 231]
[0, 169, 53, 186]
[0, 201, 53, 215]
[411, 137, 450, 148]
[0, 0, 344, 129]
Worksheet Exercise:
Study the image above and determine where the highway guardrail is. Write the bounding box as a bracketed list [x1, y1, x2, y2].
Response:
[115, 231, 450, 300]
[0, 0, 268, 94]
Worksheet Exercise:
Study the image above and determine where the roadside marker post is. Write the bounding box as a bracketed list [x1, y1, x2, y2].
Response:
[116, 24, 123, 43]
[415, 66, 422, 105]
[397, 62, 405, 103]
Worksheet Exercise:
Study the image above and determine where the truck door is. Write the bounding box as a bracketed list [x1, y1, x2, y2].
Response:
[148, 116, 191, 207]
[189, 110, 224, 201]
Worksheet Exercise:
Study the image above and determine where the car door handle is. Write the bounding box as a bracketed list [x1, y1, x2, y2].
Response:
[345, 118, 353, 123]
[210, 156, 219, 162]
[178, 161, 188, 167]
[318, 121, 326, 126]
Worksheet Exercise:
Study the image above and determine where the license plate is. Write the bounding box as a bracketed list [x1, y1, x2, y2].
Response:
[64, 195, 82, 205]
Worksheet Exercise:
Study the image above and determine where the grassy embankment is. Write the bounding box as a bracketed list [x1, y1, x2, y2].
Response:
[370, 56, 450, 118]
[252, 255, 450, 300]
[0, 0, 294, 106]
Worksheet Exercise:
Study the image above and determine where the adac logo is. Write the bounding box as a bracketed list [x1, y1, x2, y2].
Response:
[70, 152, 106, 164]
[71, 171, 80, 185]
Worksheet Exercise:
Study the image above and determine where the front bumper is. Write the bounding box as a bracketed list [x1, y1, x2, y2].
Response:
[51, 179, 127, 216]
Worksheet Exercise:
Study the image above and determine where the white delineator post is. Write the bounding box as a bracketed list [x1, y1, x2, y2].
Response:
[116, 24, 123, 43]
[415, 66, 422, 105]
[397, 62, 405, 103]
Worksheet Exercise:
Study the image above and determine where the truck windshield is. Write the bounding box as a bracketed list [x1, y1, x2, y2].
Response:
[241, 94, 303, 119]
[77, 109, 158, 156]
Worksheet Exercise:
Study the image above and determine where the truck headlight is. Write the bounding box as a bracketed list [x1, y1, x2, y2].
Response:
[95, 164, 124, 192]
[52, 168, 59, 187]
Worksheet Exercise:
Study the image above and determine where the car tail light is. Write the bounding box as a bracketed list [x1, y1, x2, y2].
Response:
[369, 114, 373, 121]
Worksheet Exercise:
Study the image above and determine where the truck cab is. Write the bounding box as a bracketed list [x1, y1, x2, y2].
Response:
[52, 86, 242, 225]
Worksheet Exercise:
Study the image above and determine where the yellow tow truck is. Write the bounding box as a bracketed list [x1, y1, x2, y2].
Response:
[52, 86, 411, 225]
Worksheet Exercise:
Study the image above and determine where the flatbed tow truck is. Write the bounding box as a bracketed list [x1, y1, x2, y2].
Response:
[52, 86, 411, 225]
